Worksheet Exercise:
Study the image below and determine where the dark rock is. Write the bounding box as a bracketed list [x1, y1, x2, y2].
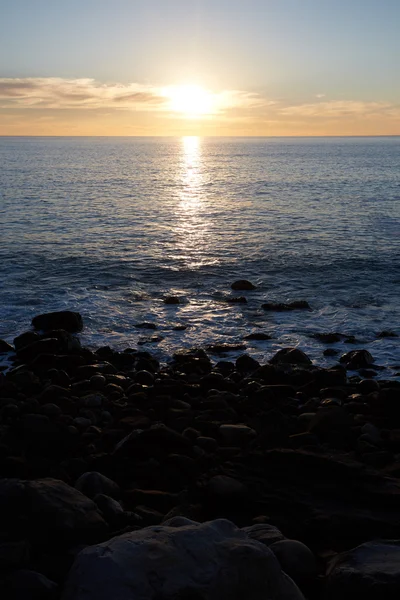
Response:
[124, 489, 178, 513]
[0, 339, 14, 353]
[326, 540, 400, 600]
[206, 343, 246, 354]
[236, 354, 260, 372]
[270, 539, 317, 584]
[113, 425, 192, 460]
[242, 523, 285, 546]
[226, 296, 247, 303]
[270, 348, 312, 365]
[164, 296, 180, 304]
[13, 331, 40, 351]
[0, 540, 31, 569]
[2, 569, 57, 600]
[324, 348, 339, 357]
[308, 406, 352, 439]
[93, 494, 126, 525]
[244, 332, 272, 340]
[134, 370, 154, 386]
[172, 325, 187, 331]
[378, 330, 398, 338]
[135, 322, 157, 329]
[340, 349, 374, 369]
[312, 333, 342, 344]
[75, 472, 120, 500]
[32, 311, 83, 333]
[16, 338, 61, 362]
[0, 478, 107, 545]
[231, 280, 256, 290]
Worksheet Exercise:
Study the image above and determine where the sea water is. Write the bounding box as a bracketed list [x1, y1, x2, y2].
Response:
[1, 136, 399, 376]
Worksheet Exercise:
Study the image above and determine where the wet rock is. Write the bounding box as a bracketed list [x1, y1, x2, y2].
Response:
[324, 348, 339, 357]
[340, 349, 374, 370]
[270, 348, 312, 366]
[0, 339, 14, 353]
[231, 279, 256, 290]
[235, 353, 260, 372]
[164, 296, 180, 304]
[13, 331, 40, 351]
[62, 518, 304, 600]
[75, 472, 120, 500]
[206, 343, 246, 354]
[326, 540, 400, 600]
[244, 332, 272, 340]
[377, 330, 398, 338]
[312, 332, 342, 343]
[226, 296, 247, 303]
[32, 311, 83, 333]
[135, 322, 157, 329]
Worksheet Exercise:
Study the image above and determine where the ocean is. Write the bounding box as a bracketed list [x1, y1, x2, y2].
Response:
[1, 136, 399, 376]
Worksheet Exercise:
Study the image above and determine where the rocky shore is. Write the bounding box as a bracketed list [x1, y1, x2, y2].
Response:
[1, 308, 400, 599]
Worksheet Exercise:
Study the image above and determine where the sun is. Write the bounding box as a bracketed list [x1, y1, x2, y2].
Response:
[164, 85, 215, 117]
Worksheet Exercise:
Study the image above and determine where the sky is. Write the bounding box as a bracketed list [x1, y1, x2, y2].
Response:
[0, 0, 399, 136]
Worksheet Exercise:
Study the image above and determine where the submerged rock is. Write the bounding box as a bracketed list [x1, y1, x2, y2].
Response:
[62, 518, 305, 600]
[262, 301, 311, 311]
[231, 279, 256, 290]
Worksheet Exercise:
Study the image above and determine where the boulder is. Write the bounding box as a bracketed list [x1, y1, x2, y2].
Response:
[32, 311, 83, 333]
[231, 280, 256, 290]
[270, 348, 312, 366]
[0, 478, 107, 545]
[339, 350, 374, 370]
[62, 518, 304, 600]
[326, 540, 400, 600]
[270, 539, 317, 584]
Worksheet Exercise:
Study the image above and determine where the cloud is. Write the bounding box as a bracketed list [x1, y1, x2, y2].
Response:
[0, 77, 265, 114]
[279, 100, 400, 119]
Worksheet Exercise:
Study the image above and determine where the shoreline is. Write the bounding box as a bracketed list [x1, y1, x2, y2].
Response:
[1, 310, 400, 598]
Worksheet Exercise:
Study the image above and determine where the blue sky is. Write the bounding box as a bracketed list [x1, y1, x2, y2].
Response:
[1, 0, 399, 135]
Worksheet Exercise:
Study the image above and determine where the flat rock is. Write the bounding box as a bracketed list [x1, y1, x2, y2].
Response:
[62, 518, 304, 600]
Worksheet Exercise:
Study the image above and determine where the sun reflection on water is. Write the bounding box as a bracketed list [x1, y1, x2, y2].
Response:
[172, 136, 213, 268]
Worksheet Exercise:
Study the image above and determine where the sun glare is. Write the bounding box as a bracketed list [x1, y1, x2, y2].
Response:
[165, 85, 215, 117]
